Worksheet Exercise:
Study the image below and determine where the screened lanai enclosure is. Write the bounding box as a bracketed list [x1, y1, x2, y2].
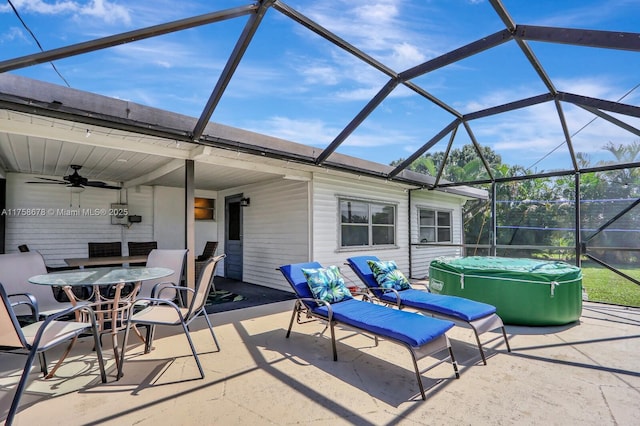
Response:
[0, 0, 639, 305]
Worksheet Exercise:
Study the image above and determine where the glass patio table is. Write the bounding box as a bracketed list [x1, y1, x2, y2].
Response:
[28, 266, 173, 378]
[28, 266, 173, 302]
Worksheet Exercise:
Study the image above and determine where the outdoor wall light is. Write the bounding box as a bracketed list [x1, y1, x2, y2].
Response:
[240, 197, 250, 207]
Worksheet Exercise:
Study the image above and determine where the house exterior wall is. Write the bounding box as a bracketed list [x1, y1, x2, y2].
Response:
[409, 189, 466, 278]
[153, 186, 184, 249]
[310, 174, 410, 286]
[153, 186, 218, 255]
[218, 178, 310, 291]
[4, 170, 470, 290]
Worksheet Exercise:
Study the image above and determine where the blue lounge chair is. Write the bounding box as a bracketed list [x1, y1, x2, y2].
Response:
[346, 255, 511, 365]
[278, 261, 459, 400]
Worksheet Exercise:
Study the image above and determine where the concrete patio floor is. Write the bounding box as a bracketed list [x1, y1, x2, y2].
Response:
[1, 300, 639, 425]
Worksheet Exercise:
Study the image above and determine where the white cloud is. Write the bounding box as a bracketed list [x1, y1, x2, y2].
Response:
[0, 26, 27, 44]
[299, 63, 341, 86]
[466, 77, 640, 169]
[244, 114, 418, 151]
[2, 0, 78, 14]
[2, 0, 130, 25]
[302, 0, 437, 70]
[78, 0, 130, 25]
[247, 116, 336, 147]
[554, 77, 618, 99]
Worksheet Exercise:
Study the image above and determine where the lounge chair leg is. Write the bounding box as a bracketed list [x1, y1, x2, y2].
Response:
[286, 301, 299, 338]
[502, 326, 512, 352]
[449, 347, 460, 379]
[408, 350, 427, 400]
[472, 328, 488, 365]
[329, 321, 338, 361]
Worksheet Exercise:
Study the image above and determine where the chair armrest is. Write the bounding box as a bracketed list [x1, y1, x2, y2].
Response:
[151, 283, 192, 305]
[129, 297, 189, 323]
[150, 281, 177, 297]
[8, 292, 39, 320]
[32, 303, 102, 349]
[297, 297, 334, 322]
[366, 286, 402, 306]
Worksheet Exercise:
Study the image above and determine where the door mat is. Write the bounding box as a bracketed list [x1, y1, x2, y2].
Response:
[206, 289, 246, 305]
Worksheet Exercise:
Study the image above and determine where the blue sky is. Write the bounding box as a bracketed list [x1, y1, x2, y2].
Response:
[1, 0, 639, 175]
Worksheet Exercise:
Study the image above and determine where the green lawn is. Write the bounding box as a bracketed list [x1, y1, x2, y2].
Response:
[581, 266, 640, 307]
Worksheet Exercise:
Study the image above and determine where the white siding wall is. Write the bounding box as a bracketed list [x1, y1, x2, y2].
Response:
[153, 186, 218, 254]
[311, 174, 409, 286]
[153, 186, 184, 249]
[410, 189, 465, 278]
[219, 178, 309, 291]
[5, 173, 153, 266]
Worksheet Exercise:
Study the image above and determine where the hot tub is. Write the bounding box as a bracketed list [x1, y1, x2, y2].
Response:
[429, 256, 582, 326]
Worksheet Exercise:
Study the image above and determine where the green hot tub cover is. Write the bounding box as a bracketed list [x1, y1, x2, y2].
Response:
[429, 256, 583, 326]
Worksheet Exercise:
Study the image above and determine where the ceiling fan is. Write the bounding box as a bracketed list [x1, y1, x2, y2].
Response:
[27, 165, 121, 191]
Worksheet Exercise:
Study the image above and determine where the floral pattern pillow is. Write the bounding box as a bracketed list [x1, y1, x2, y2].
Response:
[301, 265, 353, 303]
[367, 260, 411, 291]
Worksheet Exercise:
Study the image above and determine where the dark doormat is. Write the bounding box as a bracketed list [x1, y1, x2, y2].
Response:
[207, 289, 246, 305]
[205, 277, 295, 314]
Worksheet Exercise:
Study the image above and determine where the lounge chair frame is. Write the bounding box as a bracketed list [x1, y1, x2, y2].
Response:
[346, 256, 512, 365]
[280, 262, 460, 400]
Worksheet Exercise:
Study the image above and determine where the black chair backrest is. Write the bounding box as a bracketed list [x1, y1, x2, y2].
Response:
[128, 241, 158, 256]
[197, 241, 218, 261]
[88, 242, 122, 257]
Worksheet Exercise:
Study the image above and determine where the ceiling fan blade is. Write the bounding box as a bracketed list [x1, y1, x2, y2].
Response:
[26, 180, 67, 185]
[28, 177, 67, 183]
[85, 181, 121, 190]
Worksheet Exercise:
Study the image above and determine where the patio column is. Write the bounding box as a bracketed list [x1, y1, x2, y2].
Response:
[185, 159, 196, 293]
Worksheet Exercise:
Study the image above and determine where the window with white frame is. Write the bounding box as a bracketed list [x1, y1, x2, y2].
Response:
[339, 199, 396, 247]
[418, 208, 452, 243]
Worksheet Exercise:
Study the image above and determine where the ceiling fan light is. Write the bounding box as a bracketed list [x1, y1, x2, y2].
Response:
[67, 185, 85, 193]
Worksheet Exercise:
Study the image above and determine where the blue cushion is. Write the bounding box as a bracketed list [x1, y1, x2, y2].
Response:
[367, 259, 411, 291]
[280, 262, 322, 301]
[347, 256, 497, 322]
[311, 298, 454, 347]
[302, 265, 353, 303]
[379, 289, 496, 321]
[346, 255, 384, 297]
